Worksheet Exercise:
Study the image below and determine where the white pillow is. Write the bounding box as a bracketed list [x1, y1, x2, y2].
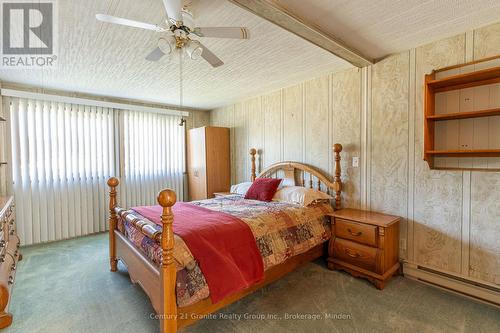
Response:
[230, 182, 253, 195]
[278, 178, 295, 189]
[273, 186, 332, 206]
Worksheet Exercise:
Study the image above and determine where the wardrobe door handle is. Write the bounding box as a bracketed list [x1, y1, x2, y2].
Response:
[347, 228, 362, 237]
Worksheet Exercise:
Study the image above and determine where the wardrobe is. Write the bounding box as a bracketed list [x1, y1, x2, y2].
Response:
[187, 126, 231, 200]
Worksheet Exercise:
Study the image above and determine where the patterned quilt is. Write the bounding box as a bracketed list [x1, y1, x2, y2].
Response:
[116, 195, 333, 307]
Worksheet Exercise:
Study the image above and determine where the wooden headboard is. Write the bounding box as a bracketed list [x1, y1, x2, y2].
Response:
[249, 144, 343, 208]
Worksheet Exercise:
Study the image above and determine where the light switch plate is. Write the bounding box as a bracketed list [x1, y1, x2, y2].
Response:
[352, 156, 359, 168]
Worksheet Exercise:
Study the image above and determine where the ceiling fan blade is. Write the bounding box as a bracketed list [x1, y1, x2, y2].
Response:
[96, 14, 166, 32]
[145, 47, 166, 62]
[162, 0, 183, 23]
[199, 43, 224, 68]
[192, 27, 250, 39]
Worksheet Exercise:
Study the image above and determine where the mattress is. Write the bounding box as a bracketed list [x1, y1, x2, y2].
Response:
[116, 194, 333, 307]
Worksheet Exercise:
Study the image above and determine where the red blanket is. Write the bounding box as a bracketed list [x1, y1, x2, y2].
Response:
[132, 203, 264, 303]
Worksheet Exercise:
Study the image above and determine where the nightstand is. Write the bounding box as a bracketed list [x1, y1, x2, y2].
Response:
[213, 192, 233, 198]
[327, 208, 400, 290]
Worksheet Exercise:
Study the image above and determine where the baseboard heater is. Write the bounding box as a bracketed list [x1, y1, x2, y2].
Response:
[403, 262, 500, 307]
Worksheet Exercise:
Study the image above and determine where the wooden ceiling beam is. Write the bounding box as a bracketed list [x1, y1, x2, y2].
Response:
[229, 0, 373, 68]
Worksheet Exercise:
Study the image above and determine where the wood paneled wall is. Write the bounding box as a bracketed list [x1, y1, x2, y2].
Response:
[186, 110, 210, 131]
[468, 24, 500, 284]
[211, 69, 362, 209]
[210, 22, 500, 286]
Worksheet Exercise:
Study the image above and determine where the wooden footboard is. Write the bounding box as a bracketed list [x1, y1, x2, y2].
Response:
[115, 231, 161, 311]
[108, 178, 178, 333]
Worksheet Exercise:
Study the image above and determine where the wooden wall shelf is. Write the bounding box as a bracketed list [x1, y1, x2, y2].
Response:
[426, 150, 500, 157]
[424, 55, 500, 170]
[427, 67, 500, 93]
[426, 108, 500, 121]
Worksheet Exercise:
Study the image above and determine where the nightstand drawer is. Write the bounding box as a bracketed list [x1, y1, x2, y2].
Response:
[336, 218, 377, 247]
[333, 238, 378, 272]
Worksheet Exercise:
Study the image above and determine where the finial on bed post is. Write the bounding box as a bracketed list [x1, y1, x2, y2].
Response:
[107, 177, 119, 272]
[250, 148, 257, 182]
[333, 144, 343, 209]
[157, 189, 177, 333]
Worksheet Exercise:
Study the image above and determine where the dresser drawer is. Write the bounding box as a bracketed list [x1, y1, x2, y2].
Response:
[333, 238, 379, 272]
[335, 218, 377, 247]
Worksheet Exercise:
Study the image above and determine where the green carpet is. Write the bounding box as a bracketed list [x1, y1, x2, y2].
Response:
[5, 233, 500, 333]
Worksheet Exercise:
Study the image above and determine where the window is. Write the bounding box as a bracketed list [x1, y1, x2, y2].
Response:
[5, 96, 185, 245]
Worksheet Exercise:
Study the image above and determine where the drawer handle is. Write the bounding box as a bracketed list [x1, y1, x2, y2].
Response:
[0, 240, 5, 248]
[347, 228, 362, 237]
[8, 276, 13, 285]
[345, 249, 361, 258]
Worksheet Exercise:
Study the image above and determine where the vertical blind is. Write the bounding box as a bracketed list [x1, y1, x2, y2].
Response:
[119, 110, 185, 208]
[5, 96, 185, 245]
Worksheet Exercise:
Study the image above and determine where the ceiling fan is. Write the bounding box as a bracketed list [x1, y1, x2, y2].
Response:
[96, 0, 249, 68]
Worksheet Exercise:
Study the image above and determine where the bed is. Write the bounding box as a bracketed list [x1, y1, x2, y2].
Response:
[107, 143, 343, 333]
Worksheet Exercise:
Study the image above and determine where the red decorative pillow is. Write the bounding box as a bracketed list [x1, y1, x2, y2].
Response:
[244, 178, 282, 202]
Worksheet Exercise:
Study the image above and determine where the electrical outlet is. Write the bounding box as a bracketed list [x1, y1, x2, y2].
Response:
[400, 239, 407, 251]
[352, 156, 359, 168]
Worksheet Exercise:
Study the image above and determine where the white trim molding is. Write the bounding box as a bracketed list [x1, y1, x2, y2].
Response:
[360, 66, 372, 210]
[407, 48, 416, 262]
[1, 88, 189, 117]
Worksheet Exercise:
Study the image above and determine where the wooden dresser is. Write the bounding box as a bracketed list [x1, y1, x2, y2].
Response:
[187, 126, 231, 200]
[327, 208, 400, 290]
[0, 196, 21, 328]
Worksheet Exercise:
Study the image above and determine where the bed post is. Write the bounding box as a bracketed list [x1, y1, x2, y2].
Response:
[333, 144, 343, 209]
[107, 177, 119, 272]
[157, 189, 178, 333]
[249, 148, 257, 182]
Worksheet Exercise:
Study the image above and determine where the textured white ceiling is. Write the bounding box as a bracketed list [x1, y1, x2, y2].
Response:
[1, 1, 498, 110]
[0, 0, 351, 110]
[275, 0, 500, 60]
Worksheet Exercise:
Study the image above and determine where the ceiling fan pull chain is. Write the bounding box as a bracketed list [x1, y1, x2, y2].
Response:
[179, 49, 183, 109]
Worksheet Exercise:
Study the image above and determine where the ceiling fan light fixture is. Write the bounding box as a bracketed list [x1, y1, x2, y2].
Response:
[185, 40, 203, 60]
[158, 37, 175, 54]
[96, 0, 250, 68]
